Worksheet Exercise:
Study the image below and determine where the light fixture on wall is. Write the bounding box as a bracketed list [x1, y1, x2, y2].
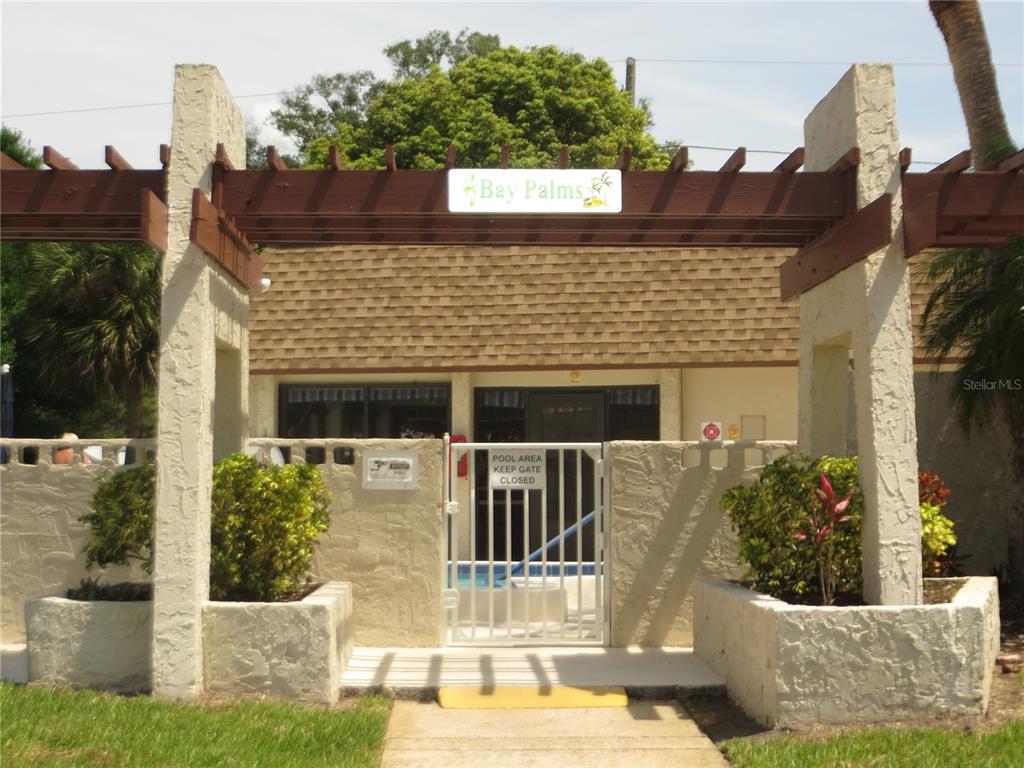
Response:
[259, 278, 272, 290]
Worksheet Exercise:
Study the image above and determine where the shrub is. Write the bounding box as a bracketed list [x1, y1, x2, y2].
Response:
[81, 462, 156, 574]
[721, 456, 958, 603]
[720, 455, 863, 603]
[80, 453, 331, 601]
[210, 454, 331, 601]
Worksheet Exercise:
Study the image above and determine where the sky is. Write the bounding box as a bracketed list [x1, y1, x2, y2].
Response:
[1, 0, 1021, 172]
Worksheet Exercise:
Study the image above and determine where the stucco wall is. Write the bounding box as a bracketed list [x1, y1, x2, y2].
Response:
[203, 581, 353, 704]
[681, 367, 797, 441]
[607, 440, 795, 647]
[249, 438, 444, 646]
[0, 443, 153, 643]
[694, 577, 1000, 727]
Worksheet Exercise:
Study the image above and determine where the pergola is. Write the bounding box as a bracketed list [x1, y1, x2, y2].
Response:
[3, 141, 1021, 301]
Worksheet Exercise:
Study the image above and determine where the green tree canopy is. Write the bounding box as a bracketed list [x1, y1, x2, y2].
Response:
[269, 32, 671, 170]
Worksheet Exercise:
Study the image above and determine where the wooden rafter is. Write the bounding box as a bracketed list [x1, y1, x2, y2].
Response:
[997, 149, 1024, 173]
[669, 147, 688, 172]
[215, 143, 235, 171]
[328, 146, 343, 171]
[774, 148, 805, 173]
[140, 189, 168, 252]
[778, 193, 892, 301]
[105, 145, 132, 171]
[384, 145, 397, 172]
[557, 146, 570, 169]
[160, 144, 170, 169]
[1, 152, 25, 170]
[445, 145, 458, 170]
[720, 147, 746, 173]
[899, 148, 912, 173]
[617, 148, 632, 171]
[266, 146, 287, 171]
[930, 149, 971, 174]
[499, 145, 511, 169]
[43, 146, 77, 170]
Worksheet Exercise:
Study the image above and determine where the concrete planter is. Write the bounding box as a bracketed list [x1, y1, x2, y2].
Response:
[203, 581, 353, 705]
[26, 596, 152, 693]
[694, 576, 1000, 727]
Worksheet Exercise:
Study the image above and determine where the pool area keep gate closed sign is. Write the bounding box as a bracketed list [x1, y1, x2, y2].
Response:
[489, 449, 546, 490]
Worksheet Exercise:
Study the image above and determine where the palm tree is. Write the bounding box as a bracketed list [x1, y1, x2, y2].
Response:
[20, 242, 160, 437]
[925, 0, 1023, 585]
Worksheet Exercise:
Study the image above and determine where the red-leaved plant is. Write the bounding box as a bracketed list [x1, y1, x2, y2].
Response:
[794, 473, 854, 605]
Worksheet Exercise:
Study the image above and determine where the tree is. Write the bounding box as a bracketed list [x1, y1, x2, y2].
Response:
[19, 242, 161, 437]
[269, 31, 671, 170]
[924, 0, 1023, 585]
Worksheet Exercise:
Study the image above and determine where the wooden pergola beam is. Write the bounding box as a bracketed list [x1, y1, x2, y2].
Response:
[1, 152, 25, 170]
[997, 149, 1024, 173]
[903, 172, 1024, 218]
[384, 145, 397, 171]
[903, 191, 939, 257]
[140, 189, 168, 253]
[899, 148, 912, 173]
[558, 146, 570, 169]
[720, 147, 746, 173]
[827, 147, 860, 173]
[669, 146, 689, 172]
[929, 149, 971, 174]
[189, 188, 262, 291]
[105, 145, 133, 171]
[266, 146, 287, 171]
[617, 147, 632, 171]
[328, 145, 343, 171]
[160, 144, 170, 169]
[778, 193, 892, 301]
[499, 145, 511, 169]
[215, 143, 235, 171]
[43, 146, 78, 170]
[445, 144, 458, 170]
[774, 148, 805, 173]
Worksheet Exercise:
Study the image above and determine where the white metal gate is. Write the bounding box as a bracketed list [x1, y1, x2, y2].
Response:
[442, 435, 609, 646]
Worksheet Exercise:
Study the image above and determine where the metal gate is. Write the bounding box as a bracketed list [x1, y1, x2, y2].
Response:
[442, 436, 609, 646]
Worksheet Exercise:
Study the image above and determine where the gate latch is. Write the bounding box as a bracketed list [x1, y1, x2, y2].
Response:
[445, 501, 459, 516]
[442, 589, 460, 609]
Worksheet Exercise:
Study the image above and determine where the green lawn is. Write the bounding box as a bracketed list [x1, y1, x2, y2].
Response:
[722, 720, 1024, 768]
[0, 683, 391, 768]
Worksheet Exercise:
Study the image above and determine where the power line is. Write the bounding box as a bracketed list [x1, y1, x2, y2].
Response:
[657, 142, 943, 167]
[609, 57, 1021, 68]
[1, 91, 293, 119]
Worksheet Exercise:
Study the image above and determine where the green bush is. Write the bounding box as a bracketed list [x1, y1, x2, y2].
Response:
[720, 455, 863, 602]
[210, 454, 331, 601]
[80, 453, 331, 602]
[81, 462, 156, 574]
[721, 455, 959, 603]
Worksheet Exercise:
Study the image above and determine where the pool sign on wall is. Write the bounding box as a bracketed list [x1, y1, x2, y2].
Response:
[449, 169, 622, 213]
[363, 449, 419, 490]
[489, 449, 547, 490]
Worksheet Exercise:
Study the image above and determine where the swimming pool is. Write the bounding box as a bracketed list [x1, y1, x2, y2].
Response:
[449, 562, 596, 589]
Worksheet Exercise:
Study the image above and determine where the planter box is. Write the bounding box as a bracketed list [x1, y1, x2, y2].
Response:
[26, 596, 152, 693]
[694, 576, 1000, 727]
[203, 582, 353, 705]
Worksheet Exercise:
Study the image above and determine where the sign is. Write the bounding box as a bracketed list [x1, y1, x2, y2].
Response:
[449, 169, 622, 213]
[489, 449, 546, 490]
[701, 421, 723, 443]
[363, 449, 418, 490]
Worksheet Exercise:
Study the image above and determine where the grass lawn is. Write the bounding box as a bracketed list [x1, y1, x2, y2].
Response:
[722, 720, 1024, 768]
[0, 682, 391, 768]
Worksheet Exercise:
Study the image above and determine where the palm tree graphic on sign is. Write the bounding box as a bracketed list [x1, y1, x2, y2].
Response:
[463, 173, 478, 207]
[584, 172, 613, 208]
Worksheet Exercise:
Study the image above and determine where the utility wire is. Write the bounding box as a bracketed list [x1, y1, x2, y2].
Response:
[609, 57, 1022, 67]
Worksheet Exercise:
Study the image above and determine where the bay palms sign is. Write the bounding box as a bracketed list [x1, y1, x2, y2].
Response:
[448, 169, 622, 213]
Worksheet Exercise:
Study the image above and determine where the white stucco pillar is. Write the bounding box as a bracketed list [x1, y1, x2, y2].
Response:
[248, 375, 276, 437]
[799, 65, 922, 605]
[451, 373, 473, 552]
[153, 65, 246, 698]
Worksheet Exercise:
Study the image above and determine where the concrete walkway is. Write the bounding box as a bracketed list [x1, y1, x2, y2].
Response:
[340, 646, 724, 697]
[381, 699, 730, 767]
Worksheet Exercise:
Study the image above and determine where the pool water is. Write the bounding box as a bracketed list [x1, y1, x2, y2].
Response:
[448, 562, 595, 589]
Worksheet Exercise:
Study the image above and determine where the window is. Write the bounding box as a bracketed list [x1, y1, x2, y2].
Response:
[279, 384, 450, 439]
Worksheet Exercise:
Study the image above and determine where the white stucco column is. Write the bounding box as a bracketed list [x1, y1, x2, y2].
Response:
[248, 375, 276, 437]
[153, 64, 246, 698]
[799, 65, 922, 605]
